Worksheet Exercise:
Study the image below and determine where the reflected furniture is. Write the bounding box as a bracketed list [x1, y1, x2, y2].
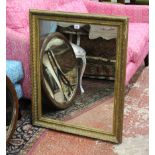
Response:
[40, 32, 86, 109]
[58, 24, 117, 79]
[6, 0, 149, 99]
[71, 43, 86, 93]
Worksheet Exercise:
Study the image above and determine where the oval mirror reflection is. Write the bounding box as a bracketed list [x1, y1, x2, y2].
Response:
[41, 32, 78, 109]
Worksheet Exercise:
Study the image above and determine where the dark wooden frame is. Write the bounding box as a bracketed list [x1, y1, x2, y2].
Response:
[6, 76, 19, 144]
[99, 0, 111, 2]
[99, 0, 149, 5]
[119, 0, 149, 4]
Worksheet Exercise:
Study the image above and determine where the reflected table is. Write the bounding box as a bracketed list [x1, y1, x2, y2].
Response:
[71, 43, 86, 94]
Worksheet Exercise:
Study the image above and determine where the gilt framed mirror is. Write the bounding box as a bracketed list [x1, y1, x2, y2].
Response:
[30, 10, 128, 143]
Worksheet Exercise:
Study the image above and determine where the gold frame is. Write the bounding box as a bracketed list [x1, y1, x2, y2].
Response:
[30, 10, 128, 143]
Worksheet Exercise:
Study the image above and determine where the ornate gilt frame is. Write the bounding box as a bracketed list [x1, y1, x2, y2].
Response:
[30, 10, 128, 143]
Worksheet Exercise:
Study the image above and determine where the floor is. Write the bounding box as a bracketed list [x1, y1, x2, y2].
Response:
[26, 67, 149, 155]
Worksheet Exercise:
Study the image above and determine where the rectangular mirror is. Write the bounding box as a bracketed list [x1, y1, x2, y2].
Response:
[30, 10, 128, 143]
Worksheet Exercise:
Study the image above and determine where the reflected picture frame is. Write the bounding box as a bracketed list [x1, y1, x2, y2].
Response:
[30, 10, 128, 143]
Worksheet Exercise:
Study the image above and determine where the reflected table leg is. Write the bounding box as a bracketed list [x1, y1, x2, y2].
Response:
[71, 43, 86, 94]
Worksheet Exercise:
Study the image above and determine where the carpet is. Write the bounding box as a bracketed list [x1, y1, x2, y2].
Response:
[6, 66, 149, 155]
[42, 78, 114, 121]
[6, 100, 46, 155]
[26, 67, 149, 155]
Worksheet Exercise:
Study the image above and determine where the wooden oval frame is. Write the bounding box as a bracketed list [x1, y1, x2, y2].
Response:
[6, 76, 19, 144]
[40, 32, 79, 109]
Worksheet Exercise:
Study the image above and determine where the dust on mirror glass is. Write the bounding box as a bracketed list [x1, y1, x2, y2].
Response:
[40, 20, 117, 133]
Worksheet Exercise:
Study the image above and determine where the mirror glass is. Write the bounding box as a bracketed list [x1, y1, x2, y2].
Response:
[39, 20, 117, 133]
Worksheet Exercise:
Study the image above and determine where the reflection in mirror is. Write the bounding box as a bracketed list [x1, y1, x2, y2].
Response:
[40, 32, 78, 109]
[40, 20, 117, 133]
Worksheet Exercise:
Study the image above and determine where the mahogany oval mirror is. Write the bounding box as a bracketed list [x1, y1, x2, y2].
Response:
[40, 32, 78, 109]
[6, 76, 18, 143]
